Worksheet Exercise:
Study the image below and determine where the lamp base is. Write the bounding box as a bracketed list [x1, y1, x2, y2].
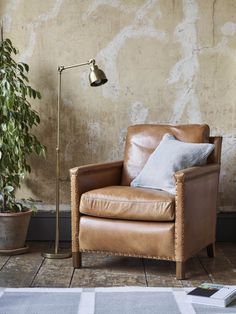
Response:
[42, 250, 72, 259]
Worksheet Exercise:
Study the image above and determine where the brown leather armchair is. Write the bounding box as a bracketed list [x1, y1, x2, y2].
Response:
[70, 124, 222, 279]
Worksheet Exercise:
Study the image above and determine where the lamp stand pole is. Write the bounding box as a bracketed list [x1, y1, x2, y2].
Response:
[42, 61, 92, 259]
[42, 59, 107, 259]
[55, 67, 61, 255]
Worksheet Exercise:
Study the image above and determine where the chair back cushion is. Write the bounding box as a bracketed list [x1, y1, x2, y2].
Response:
[121, 124, 210, 186]
[130, 133, 214, 194]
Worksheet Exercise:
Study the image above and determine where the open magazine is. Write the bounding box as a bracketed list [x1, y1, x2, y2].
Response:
[187, 283, 236, 307]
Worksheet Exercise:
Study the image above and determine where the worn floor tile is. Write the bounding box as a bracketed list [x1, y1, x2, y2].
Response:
[182, 256, 212, 287]
[144, 259, 182, 287]
[198, 254, 236, 284]
[0, 242, 50, 287]
[32, 257, 73, 287]
[214, 243, 236, 273]
[82, 253, 144, 274]
[71, 269, 146, 287]
[223, 256, 236, 268]
[0, 256, 9, 270]
[71, 253, 146, 287]
[0, 242, 234, 288]
[218, 242, 236, 257]
[197, 245, 222, 259]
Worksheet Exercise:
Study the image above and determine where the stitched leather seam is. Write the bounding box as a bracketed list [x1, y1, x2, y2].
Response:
[82, 196, 174, 205]
[79, 249, 175, 261]
[80, 212, 175, 221]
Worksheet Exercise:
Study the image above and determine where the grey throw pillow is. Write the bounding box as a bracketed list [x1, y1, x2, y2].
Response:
[130, 133, 214, 194]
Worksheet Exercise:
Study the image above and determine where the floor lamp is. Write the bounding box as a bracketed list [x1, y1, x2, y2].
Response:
[42, 59, 108, 259]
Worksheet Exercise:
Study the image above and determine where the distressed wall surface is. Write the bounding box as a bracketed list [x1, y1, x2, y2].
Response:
[0, 0, 236, 212]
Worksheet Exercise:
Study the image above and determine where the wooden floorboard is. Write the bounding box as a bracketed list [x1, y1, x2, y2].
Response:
[0, 242, 235, 288]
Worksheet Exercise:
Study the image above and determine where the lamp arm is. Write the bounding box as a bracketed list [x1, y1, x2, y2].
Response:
[58, 59, 95, 73]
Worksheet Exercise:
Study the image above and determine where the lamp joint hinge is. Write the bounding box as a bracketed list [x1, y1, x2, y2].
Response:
[58, 66, 65, 73]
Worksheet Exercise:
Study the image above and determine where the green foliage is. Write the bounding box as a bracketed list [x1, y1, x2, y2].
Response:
[0, 38, 45, 212]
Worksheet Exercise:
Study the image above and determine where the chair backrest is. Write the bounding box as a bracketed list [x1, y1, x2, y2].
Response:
[208, 136, 222, 164]
[121, 124, 219, 186]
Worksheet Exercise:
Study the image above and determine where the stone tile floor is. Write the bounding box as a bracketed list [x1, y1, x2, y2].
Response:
[0, 242, 235, 288]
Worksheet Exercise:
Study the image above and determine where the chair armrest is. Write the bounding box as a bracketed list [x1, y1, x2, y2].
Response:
[70, 160, 123, 253]
[175, 164, 220, 181]
[174, 164, 220, 262]
[70, 160, 123, 193]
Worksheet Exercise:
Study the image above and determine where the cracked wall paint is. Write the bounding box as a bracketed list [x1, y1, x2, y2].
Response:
[221, 22, 236, 37]
[19, 0, 63, 62]
[130, 101, 149, 124]
[82, 0, 134, 21]
[167, 0, 201, 124]
[1, 0, 20, 32]
[0, 0, 236, 212]
[90, 0, 166, 100]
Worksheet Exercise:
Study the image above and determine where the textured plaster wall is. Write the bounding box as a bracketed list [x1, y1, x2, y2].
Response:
[0, 0, 236, 211]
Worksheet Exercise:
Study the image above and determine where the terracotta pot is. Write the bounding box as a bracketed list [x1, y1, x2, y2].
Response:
[0, 209, 32, 254]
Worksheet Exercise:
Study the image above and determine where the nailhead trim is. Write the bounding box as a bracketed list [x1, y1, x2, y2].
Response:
[174, 174, 185, 261]
[79, 249, 175, 261]
[71, 174, 80, 252]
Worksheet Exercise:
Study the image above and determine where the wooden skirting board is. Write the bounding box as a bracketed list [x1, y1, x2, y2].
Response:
[27, 211, 236, 242]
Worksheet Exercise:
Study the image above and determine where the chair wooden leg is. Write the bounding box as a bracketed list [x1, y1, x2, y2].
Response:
[72, 252, 81, 268]
[207, 243, 215, 258]
[176, 261, 185, 280]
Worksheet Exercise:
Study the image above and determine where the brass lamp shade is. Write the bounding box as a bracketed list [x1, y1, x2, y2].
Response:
[89, 64, 108, 86]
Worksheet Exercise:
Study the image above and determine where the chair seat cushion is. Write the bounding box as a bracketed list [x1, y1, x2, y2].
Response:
[80, 186, 175, 222]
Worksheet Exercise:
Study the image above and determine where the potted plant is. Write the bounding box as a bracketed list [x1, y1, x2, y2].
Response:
[0, 37, 45, 254]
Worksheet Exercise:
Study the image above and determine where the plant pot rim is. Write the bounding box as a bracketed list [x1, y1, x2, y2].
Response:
[0, 209, 33, 217]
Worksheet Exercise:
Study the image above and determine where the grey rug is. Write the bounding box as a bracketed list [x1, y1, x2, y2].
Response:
[0, 287, 236, 314]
